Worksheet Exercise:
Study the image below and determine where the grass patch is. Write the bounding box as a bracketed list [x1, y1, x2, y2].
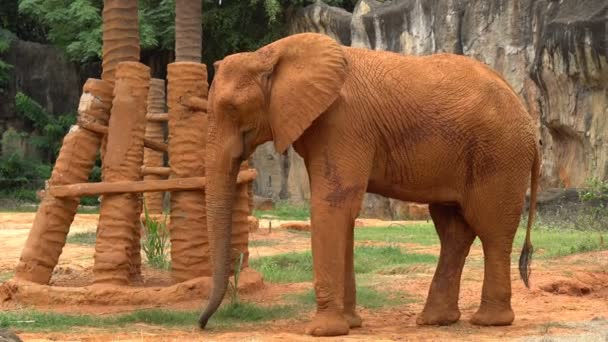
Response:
[0, 302, 294, 332]
[514, 226, 607, 258]
[289, 285, 415, 309]
[250, 245, 437, 283]
[254, 201, 310, 220]
[249, 239, 279, 248]
[66, 231, 96, 246]
[0, 272, 13, 282]
[354, 222, 606, 259]
[355, 224, 439, 246]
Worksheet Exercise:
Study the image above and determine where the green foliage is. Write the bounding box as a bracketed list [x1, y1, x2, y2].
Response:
[0, 153, 51, 189]
[227, 250, 245, 304]
[579, 178, 608, 203]
[140, 202, 171, 270]
[249, 245, 437, 283]
[66, 231, 96, 245]
[18, 0, 103, 63]
[15, 0, 356, 66]
[0, 303, 295, 331]
[0, 29, 14, 93]
[14, 92, 76, 162]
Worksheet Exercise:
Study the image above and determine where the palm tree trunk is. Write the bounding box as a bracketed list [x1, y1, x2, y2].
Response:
[175, 0, 202, 63]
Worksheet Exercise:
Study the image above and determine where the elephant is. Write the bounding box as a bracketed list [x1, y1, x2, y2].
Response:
[197, 32, 540, 337]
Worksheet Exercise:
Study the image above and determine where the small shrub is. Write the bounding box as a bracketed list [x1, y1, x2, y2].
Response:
[140, 202, 170, 270]
[227, 250, 245, 304]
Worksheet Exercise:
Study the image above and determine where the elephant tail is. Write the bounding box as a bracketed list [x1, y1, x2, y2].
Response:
[519, 146, 540, 288]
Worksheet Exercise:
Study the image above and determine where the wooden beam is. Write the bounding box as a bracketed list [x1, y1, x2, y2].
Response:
[146, 113, 168, 122]
[49, 169, 257, 198]
[77, 120, 167, 153]
[141, 166, 171, 177]
[143, 138, 168, 153]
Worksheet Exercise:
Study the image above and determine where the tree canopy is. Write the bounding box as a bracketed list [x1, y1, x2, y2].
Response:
[11, 0, 356, 66]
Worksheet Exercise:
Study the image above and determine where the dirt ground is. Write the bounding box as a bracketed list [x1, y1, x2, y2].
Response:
[1, 213, 607, 342]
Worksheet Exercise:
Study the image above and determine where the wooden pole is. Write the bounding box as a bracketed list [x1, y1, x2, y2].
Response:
[93, 62, 150, 286]
[14, 79, 113, 284]
[167, 62, 210, 282]
[49, 170, 257, 197]
[99, 0, 141, 162]
[141, 166, 171, 178]
[144, 78, 167, 214]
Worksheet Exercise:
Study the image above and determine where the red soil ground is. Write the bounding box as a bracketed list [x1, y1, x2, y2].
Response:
[1, 213, 607, 341]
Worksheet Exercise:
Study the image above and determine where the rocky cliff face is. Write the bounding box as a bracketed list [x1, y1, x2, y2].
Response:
[0, 39, 82, 135]
[251, 0, 608, 217]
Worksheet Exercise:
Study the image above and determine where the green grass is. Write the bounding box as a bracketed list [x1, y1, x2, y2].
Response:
[254, 201, 310, 220]
[0, 302, 294, 332]
[0, 272, 14, 282]
[66, 231, 96, 246]
[249, 239, 279, 248]
[514, 226, 607, 259]
[354, 224, 439, 246]
[249, 245, 437, 283]
[288, 285, 416, 309]
[352, 222, 606, 259]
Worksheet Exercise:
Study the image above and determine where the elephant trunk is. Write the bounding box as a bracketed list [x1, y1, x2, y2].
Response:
[198, 138, 242, 329]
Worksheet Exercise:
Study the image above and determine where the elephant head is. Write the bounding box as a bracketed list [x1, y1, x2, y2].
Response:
[198, 33, 348, 328]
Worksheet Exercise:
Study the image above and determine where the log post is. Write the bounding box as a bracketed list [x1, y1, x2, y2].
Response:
[167, 62, 210, 282]
[100, 0, 141, 164]
[93, 62, 150, 285]
[14, 79, 113, 284]
[143, 78, 167, 214]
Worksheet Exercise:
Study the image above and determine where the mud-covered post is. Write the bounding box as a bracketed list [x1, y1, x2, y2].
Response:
[143, 79, 166, 214]
[14, 80, 113, 284]
[93, 62, 150, 285]
[167, 62, 210, 282]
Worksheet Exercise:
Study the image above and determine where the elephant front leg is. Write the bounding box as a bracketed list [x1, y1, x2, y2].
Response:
[305, 204, 353, 337]
[343, 223, 362, 328]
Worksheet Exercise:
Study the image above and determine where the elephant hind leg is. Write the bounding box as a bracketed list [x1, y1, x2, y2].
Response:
[417, 204, 476, 326]
[463, 182, 526, 326]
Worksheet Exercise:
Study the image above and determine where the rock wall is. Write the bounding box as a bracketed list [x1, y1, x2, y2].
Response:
[250, 0, 608, 218]
[0, 39, 82, 138]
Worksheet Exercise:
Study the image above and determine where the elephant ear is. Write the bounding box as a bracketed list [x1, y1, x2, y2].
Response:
[257, 33, 347, 153]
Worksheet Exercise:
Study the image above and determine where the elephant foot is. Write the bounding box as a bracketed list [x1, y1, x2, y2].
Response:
[344, 311, 362, 328]
[470, 305, 514, 326]
[305, 311, 350, 337]
[416, 307, 461, 326]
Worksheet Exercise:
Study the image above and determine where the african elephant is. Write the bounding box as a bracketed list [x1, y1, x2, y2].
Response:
[198, 32, 540, 337]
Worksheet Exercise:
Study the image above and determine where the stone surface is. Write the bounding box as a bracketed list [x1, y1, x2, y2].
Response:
[0, 330, 22, 342]
[0, 39, 81, 140]
[253, 195, 275, 211]
[248, 0, 608, 219]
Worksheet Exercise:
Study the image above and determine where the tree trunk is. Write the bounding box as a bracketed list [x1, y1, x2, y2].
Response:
[175, 0, 202, 63]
